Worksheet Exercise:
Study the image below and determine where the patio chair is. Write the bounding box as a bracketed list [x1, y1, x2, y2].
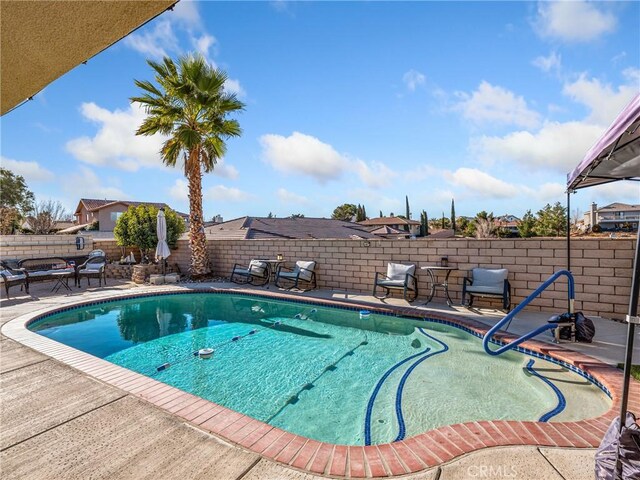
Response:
[372, 262, 418, 302]
[0, 261, 29, 297]
[275, 260, 317, 291]
[230, 259, 270, 286]
[76, 250, 107, 287]
[462, 267, 511, 312]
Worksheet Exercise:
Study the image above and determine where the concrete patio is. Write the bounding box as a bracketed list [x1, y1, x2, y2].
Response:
[1, 280, 637, 479]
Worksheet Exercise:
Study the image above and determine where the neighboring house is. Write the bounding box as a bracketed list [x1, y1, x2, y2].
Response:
[20, 218, 74, 233]
[584, 202, 640, 231]
[357, 216, 421, 236]
[496, 214, 521, 235]
[204, 216, 376, 240]
[74, 199, 188, 232]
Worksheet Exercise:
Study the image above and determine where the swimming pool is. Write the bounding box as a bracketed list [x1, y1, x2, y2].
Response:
[29, 292, 611, 446]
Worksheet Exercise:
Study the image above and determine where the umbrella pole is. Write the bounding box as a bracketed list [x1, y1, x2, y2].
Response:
[615, 226, 640, 478]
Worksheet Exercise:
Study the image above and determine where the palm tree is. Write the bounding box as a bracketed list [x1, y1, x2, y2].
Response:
[131, 54, 244, 278]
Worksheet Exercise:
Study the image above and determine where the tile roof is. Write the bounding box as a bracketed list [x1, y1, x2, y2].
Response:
[204, 217, 376, 240]
[598, 202, 640, 212]
[76, 198, 188, 218]
[358, 216, 421, 226]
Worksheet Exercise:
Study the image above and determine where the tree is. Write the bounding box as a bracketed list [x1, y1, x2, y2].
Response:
[420, 210, 429, 236]
[132, 54, 244, 278]
[0, 168, 35, 234]
[267, 212, 275, 218]
[114, 205, 186, 261]
[517, 210, 537, 238]
[355, 204, 367, 222]
[332, 203, 357, 221]
[474, 211, 496, 238]
[405, 196, 411, 220]
[450, 198, 456, 233]
[289, 213, 305, 218]
[379, 210, 383, 218]
[0, 168, 34, 215]
[535, 202, 567, 237]
[29, 200, 68, 234]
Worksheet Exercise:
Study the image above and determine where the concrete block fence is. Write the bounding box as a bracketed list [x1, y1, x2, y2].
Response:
[1, 235, 635, 320]
[207, 237, 636, 320]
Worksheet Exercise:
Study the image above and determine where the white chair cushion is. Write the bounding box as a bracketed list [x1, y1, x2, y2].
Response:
[387, 263, 415, 279]
[377, 279, 406, 288]
[294, 261, 316, 281]
[466, 285, 503, 295]
[0, 271, 26, 282]
[248, 260, 267, 277]
[84, 262, 105, 271]
[471, 268, 508, 290]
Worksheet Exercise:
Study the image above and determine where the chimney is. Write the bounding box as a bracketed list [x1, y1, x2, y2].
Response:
[591, 202, 598, 227]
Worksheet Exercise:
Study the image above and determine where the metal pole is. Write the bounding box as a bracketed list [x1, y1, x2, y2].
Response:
[567, 191, 572, 312]
[615, 226, 640, 478]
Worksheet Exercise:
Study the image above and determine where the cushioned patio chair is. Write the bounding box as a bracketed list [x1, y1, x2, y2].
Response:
[230, 259, 270, 286]
[76, 250, 107, 287]
[372, 262, 418, 302]
[0, 261, 29, 297]
[275, 260, 317, 291]
[462, 267, 511, 312]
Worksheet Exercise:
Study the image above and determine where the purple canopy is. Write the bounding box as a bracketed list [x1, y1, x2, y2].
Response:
[567, 93, 640, 478]
[567, 93, 640, 191]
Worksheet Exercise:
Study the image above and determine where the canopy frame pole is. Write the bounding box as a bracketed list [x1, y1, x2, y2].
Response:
[615, 226, 640, 478]
[566, 190, 572, 312]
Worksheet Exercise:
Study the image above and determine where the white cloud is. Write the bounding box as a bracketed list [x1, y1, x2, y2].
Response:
[224, 78, 246, 98]
[454, 81, 540, 129]
[586, 182, 640, 205]
[259, 131, 397, 188]
[471, 73, 638, 173]
[352, 160, 397, 189]
[1, 156, 54, 182]
[534, 1, 616, 42]
[444, 168, 520, 199]
[530, 182, 566, 202]
[66, 102, 167, 171]
[205, 185, 252, 202]
[532, 51, 562, 73]
[62, 166, 126, 199]
[169, 179, 189, 202]
[214, 159, 239, 179]
[472, 121, 603, 172]
[193, 33, 217, 58]
[123, 20, 178, 59]
[562, 73, 638, 125]
[402, 70, 426, 92]
[260, 132, 347, 183]
[171, 0, 202, 30]
[277, 188, 308, 205]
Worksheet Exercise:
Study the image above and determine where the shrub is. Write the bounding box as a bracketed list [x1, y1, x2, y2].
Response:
[114, 205, 185, 261]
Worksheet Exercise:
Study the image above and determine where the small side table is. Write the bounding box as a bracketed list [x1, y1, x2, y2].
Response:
[257, 260, 284, 284]
[51, 271, 73, 293]
[421, 266, 456, 306]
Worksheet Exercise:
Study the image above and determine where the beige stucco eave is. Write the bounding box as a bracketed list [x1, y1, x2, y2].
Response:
[1, 0, 177, 115]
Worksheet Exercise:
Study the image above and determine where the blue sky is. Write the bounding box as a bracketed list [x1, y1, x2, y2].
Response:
[2, 0, 639, 222]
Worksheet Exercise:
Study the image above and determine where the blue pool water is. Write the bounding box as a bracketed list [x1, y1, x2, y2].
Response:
[30, 293, 611, 445]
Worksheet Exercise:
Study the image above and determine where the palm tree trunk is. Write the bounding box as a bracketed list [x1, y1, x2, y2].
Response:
[187, 156, 210, 278]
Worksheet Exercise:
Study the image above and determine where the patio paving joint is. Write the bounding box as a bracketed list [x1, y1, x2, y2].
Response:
[0, 393, 127, 453]
[233, 457, 262, 480]
[537, 446, 570, 480]
[0, 357, 49, 375]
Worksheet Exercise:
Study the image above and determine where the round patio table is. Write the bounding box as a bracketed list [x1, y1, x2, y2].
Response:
[420, 266, 456, 306]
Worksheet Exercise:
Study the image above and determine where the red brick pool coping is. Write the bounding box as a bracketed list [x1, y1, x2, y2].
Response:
[3, 286, 639, 478]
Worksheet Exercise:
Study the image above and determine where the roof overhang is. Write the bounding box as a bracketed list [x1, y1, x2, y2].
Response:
[567, 94, 640, 191]
[1, 0, 177, 115]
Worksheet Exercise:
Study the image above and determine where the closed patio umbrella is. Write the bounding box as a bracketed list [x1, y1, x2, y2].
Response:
[156, 208, 171, 274]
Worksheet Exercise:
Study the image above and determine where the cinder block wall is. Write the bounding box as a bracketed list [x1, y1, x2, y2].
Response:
[207, 237, 636, 320]
[1, 235, 635, 320]
[94, 239, 192, 274]
[0, 235, 95, 259]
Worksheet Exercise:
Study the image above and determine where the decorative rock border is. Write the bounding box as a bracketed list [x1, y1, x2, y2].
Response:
[3, 286, 638, 478]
